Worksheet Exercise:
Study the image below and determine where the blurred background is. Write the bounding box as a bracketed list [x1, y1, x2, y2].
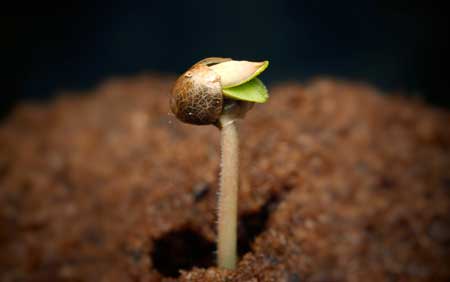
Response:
[2, 0, 448, 119]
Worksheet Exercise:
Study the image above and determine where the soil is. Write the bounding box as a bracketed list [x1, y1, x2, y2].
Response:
[1, 75, 449, 282]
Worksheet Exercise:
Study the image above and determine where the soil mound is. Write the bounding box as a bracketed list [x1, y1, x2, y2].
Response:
[1, 76, 449, 281]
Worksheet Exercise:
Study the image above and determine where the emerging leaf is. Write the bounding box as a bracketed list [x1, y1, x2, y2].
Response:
[222, 78, 269, 103]
[210, 60, 269, 88]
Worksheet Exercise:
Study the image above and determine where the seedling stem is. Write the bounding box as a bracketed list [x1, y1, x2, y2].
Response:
[217, 115, 239, 269]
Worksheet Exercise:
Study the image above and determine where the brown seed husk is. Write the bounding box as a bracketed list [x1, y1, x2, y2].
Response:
[170, 64, 223, 125]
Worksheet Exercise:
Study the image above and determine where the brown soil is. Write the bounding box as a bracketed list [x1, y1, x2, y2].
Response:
[1, 75, 449, 282]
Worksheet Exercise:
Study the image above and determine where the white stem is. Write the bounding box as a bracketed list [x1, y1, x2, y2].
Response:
[217, 116, 239, 269]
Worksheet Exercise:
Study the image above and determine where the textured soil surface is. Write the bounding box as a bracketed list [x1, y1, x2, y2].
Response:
[1, 75, 449, 282]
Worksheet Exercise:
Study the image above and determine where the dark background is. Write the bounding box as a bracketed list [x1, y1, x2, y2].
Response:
[1, 0, 449, 119]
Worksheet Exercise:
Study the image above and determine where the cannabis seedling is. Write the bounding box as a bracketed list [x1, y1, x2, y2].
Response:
[170, 57, 269, 269]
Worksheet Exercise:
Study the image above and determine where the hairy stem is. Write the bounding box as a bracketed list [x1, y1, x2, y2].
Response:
[217, 115, 239, 269]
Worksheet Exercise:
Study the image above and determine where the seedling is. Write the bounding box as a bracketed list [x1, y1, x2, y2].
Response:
[170, 57, 269, 269]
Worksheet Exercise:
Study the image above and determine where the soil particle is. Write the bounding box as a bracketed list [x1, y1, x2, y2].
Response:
[1, 75, 449, 281]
